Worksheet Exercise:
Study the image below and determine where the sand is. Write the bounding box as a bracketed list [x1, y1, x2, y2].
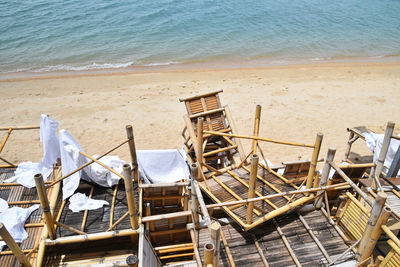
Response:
[1, 61, 399, 166]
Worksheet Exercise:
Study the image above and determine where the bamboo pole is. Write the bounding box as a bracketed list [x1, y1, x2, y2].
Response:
[315, 148, 336, 208]
[55, 221, 86, 235]
[298, 213, 331, 264]
[252, 105, 261, 154]
[190, 229, 202, 267]
[330, 162, 374, 206]
[358, 190, 390, 261]
[210, 221, 221, 267]
[45, 228, 139, 246]
[126, 125, 139, 182]
[0, 155, 17, 167]
[252, 234, 269, 267]
[0, 128, 12, 153]
[110, 183, 119, 228]
[306, 133, 323, 191]
[122, 164, 138, 229]
[34, 174, 55, 240]
[197, 117, 204, 170]
[220, 229, 235, 267]
[191, 163, 212, 227]
[0, 223, 32, 267]
[47, 139, 129, 188]
[344, 131, 356, 160]
[204, 243, 215, 267]
[247, 154, 259, 224]
[246, 195, 315, 230]
[203, 130, 315, 148]
[373, 121, 395, 191]
[80, 185, 94, 231]
[206, 182, 349, 209]
[0, 126, 39, 131]
[224, 105, 246, 161]
[273, 219, 301, 267]
[191, 164, 200, 228]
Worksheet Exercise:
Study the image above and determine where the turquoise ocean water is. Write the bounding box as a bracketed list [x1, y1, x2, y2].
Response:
[1, 0, 400, 74]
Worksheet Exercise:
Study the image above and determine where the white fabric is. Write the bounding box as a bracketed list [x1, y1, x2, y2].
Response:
[362, 132, 400, 175]
[0, 204, 39, 251]
[68, 193, 109, 212]
[38, 114, 61, 170]
[137, 149, 190, 184]
[59, 130, 124, 199]
[4, 115, 59, 188]
[59, 129, 88, 200]
[86, 155, 125, 188]
[0, 198, 8, 213]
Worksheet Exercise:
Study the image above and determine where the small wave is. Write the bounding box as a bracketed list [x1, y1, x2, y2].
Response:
[32, 62, 135, 72]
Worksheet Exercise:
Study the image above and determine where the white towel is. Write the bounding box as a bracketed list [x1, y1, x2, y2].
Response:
[68, 193, 109, 212]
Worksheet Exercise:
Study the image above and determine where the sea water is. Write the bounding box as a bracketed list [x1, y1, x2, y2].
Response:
[1, 0, 400, 74]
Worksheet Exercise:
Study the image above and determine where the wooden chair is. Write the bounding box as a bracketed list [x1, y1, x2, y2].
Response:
[180, 90, 245, 171]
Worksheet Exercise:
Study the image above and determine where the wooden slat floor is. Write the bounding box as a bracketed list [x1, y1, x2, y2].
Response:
[198, 210, 355, 266]
[0, 167, 45, 267]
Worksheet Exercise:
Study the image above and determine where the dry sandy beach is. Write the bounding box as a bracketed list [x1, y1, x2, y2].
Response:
[1, 61, 399, 166]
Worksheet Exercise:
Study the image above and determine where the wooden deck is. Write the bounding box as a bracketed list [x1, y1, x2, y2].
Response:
[198, 210, 355, 266]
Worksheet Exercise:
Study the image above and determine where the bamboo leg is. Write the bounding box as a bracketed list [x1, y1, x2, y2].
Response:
[0, 223, 32, 267]
[197, 117, 204, 171]
[344, 131, 355, 160]
[247, 154, 259, 224]
[373, 121, 395, 190]
[252, 105, 261, 154]
[122, 164, 138, 229]
[358, 192, 389, 261]
[210, 221, 221, 267]
[315, 148, 336, 208]
[34, 174, 55, 240]
[126, 125, 139, 182]
[306, 133, 323, 191]
[204, 243, 215, 267]
[191, 165, 200, 228]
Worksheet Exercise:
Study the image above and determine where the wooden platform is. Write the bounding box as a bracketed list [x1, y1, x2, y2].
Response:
[198, 210, 355, 266]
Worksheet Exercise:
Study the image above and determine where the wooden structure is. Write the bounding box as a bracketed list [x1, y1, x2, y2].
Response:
[180, 91, 324, 231]
[180, 90, 245, 170]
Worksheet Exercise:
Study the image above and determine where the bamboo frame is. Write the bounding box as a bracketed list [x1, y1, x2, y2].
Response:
[81, 185, 94, 232]
[191, 164, 200, 227]
[252, 234, 269, 267]
[123, 164, 139, 229]
[0, 223, 32, 267]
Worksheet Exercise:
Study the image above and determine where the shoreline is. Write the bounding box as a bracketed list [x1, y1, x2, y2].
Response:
[2, 56, 400, 82]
